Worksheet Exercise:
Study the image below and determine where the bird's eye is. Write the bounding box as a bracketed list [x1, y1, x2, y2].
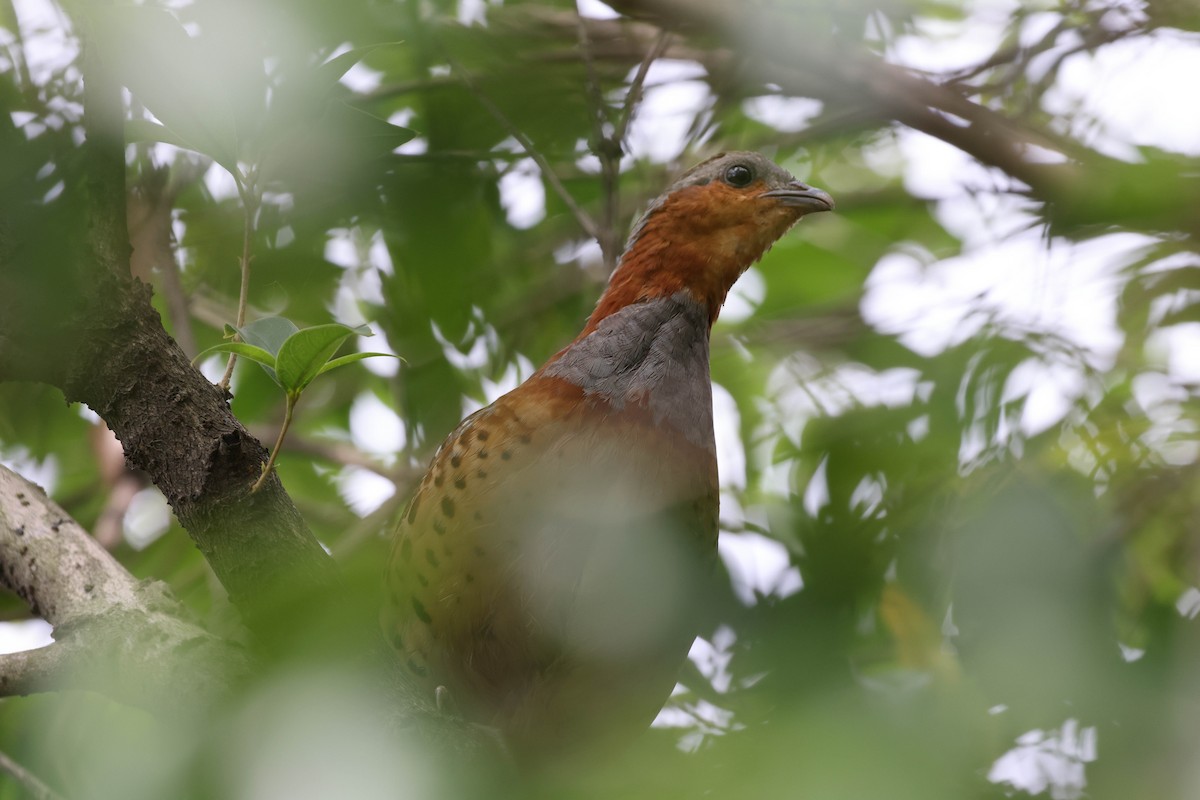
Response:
[724, 164, 753, 187]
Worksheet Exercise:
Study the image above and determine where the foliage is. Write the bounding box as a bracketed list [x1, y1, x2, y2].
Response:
[195, 317, 397, 489]
[1, 0, 1200, 798]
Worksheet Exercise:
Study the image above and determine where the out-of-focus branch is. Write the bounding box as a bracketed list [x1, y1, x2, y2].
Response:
[446, 53, 602, 243]
[0, 747, 64, 800]
[613, 29, 669, 152]
[88, 420, 145, 550]
[576, 4, 671, 272]
[245, 427, 403, 479]
[731, 306, 868, 353]
[575, 5, 621, 271]
[127, 157, 207, 358]
[599, 0, 1200, 236]
[0, 643, 74, 698]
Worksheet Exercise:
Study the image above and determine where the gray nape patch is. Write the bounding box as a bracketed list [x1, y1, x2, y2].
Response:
[543, 293, 715, 450]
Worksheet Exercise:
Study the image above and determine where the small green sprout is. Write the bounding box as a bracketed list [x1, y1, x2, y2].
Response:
[194, 316, 399, 492]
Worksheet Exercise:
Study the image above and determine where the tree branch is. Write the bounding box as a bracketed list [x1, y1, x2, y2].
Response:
[0, 465, 250, 716]
[0, 14, 342, 643]
[0, 465, 139, 624]
[602, 0, 1200, 237]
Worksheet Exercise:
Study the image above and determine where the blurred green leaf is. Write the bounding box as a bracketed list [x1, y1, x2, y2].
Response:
[91, 5, 239, 171]
[124, 119, 196, 152]
[239, 317, 301, 358]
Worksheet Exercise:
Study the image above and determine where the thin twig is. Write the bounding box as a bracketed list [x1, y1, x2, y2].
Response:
[575, 4, 620, 269]
[246, 428, 417, 482]
[575, 14, 669, 271]
[608, 29, 669, 262]
[218, 172, 259, 391]
[614, 29, 669, 149]
[446, 54, 601, 242]
[575, 6, 610, 143]
[0, 748, 66, 800]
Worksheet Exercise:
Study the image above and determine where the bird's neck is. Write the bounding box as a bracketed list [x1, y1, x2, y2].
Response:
[579, 223, 751, 338]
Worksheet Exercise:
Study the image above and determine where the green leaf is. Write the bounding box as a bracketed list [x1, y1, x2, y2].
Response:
[90, 6, 239, 172]
[274, 324, 359, 393]
[316, 351, 401, 378]
[254, 43, 411, 186]
[237, 317, 301, 358]
[330, 102, 416, 150]
[191, 342, 277, 371]
[125, 119, 195, 152]
[314, 43, 404, 88]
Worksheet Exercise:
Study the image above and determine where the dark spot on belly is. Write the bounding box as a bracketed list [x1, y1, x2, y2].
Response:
[433, 518, 446, 535]
[478, 449, 489, 459]
[477, 469, 488, 479]
[411, 596, 432, 624]
[465, 573, 475, 583]
[519, 434, 531, 444]
[434, 474, 443, 487]
[473, 545, 486, 558]
[406, 496, 420, 523]
[407, 659, 427, 677]
[451, 453, 462, 468]
[473, 511, 482, 521]
[441, 497, 456, 518]
[501, 450, 512, 460]
[391, 631, 404, 649]
[416, 572, 429, 587]
[454, 476, 466, 489]
[426, 549, 440, 568]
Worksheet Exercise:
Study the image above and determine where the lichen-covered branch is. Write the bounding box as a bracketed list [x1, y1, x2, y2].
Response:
[0, 466, 139, 625]
[0, 465, 249, 716]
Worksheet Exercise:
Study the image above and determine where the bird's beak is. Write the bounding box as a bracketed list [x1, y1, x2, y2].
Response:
[761, 181, 835, 213]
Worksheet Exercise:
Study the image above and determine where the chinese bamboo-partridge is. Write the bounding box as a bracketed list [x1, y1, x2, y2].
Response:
[383, 152, 833, 761]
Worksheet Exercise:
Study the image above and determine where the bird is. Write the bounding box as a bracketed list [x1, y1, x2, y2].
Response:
[382, 151, 833, 762]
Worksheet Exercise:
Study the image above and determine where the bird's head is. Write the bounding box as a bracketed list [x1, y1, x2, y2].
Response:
[629, 151, 834, 259]
[588, 151, 833, 331]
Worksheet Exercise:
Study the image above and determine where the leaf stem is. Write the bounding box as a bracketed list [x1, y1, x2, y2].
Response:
[251, 391, 296, 493]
